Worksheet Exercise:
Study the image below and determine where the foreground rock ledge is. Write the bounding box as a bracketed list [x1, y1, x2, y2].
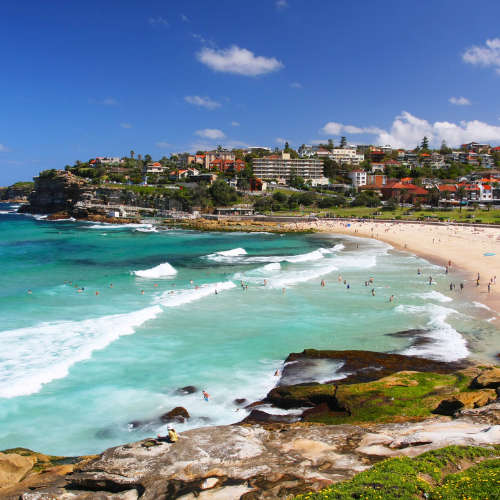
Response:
[3, 407, 500, 500]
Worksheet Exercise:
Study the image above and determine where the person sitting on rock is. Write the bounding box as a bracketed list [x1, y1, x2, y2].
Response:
[157, 424, 179, 443]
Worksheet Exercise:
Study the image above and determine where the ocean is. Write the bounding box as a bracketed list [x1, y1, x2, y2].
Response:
[0, 203, 498, 456]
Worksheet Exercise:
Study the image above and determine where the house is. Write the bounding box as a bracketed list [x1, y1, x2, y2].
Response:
[347, 169, 367, 187]
[462, 142, 491, 153]
[187, 173, 218, 185]
[95, 157, 122, 165]
[214, 205, 254, 216]
[298, 145, 317, 157]
[177, 153, 197, 168]
[371, 163, 385, 172]
[370, 150, 386, 163]
[315, 148, 330, 157]
[379, 145, 392, 154]
[169, 169, 190, 181]
[142, 162, 166, 175]
[209, 158, 246, 172]
[249, 178, 267, 192]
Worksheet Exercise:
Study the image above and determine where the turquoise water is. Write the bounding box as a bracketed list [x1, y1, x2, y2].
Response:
[0, 204, 498, 456]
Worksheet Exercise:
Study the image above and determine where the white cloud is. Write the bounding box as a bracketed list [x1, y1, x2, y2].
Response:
[290, 82, 302, 89]
[320, 111, 500, 149]
[275, 0, 289, 10]
[184, 95, 221, 109]
[231, 121, 240, 126]
[276, 137, 288, 144]
[196, 45, 284, 76]
[0, 143, 11, 152]
[375, 111, 500, 149]
[156, 142, 171, 148]
[148, 16, 169, 28]
[449, 96, 471, 106]
[101, 98, 119, 106]
[463, 38, 500, 74]
[320, 122, 384, 135]
[195, 129, 226, 139]
[179, 13, 188, 22]
[120, 123, 132, 128]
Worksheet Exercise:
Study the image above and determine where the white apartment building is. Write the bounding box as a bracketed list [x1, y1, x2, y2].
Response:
[298, 145, 318, 157]
[142, 162, 167, 175]
[379, 145, 392, 154]
[347, 169, 367, 187]
[329, 147, 364, 166]
[252, 152, 324, 182]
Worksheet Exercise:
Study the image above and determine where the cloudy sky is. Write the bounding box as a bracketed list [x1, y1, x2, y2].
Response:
[1, 0, 500, 185]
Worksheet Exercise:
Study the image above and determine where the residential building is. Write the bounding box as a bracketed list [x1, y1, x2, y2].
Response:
[208, 159, 246, 172]
[462, 142, 491, 153]
[251, 152, 324, 182]
[379, 145, 392, 154]
[357, 145, 374, 152]
[178, 153, 197, 168]
[95, 157, 122, 165]
[298, 145, 318, 157]
[348, 169, 367, 187]
[366, 175, 387, 187]
[315, 148, 330, 157]
[249, 178, 268, 192]
[142, 162, 166, 175]
[371, 163, 385, 172]
[204, 149, 235, 169]
[370, 150, 386, 163]
[329, 146, 364, 166]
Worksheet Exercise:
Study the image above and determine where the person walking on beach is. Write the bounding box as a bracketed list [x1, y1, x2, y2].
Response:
[488, 283, 491, 293]
[202, 391, 211, 402]
[460, 283, 464, 290]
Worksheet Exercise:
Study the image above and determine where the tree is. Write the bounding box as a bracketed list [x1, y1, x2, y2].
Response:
[386, 196, 399, 209]
[137, 154, 142, 161]
[421, 136, 429, 150]
[327, 138, 334, 151]
[191, 182, 210, 210]
[284, 147, 299, 159]
[144, 154, 152, 164]
[209, 180, 237, 205]
[273, 191, 288, 203]
[217, 145, 222, 152]
[457, 185, 466, 212]
[239, 179, 249, 196]
[340, 136, 347, 148]
[130, 151, 135, 159]
[429, 186, 440, 207]
[284, 141, 289, 149]
[439, 140, 451, 155]
[443, 189, 451, 210]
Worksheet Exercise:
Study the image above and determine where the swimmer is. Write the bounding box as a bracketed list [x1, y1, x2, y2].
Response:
[343, 280, 346, 285]
[154, 283, 157, 287]
[195, 285, 199, 290]
[190, 279, 193, 284]
[28, 290, 31, 294]
[78, 289, 82, 292]
[321, 279, 325, 286]
[95, 291, 99, 295]
[390, 295, 394, 302]
[372, 288, 375, 296]
[110, 284, 113, 288]
[283, 287, 285, 293]
[141, 290, 144, 294]
[202, 391, 211, 402]
[246, 285, 248, 290]
[264, 279, 267, 285]
[347, 284, 350, 289]
[215, 289, 218, 295]
[274, 369, 280, 376]
[339, 275, 341, 282]
[69, 282, 72, 284]
[418, 268, 421, 275]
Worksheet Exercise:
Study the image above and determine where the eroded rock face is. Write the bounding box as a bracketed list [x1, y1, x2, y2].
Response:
[3, 407, 500, 500]
[471, 367, 500, 389]
[0, 452, 36, 488]
[433, 390, 497, 416]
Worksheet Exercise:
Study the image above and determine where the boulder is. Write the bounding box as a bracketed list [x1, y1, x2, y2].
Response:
[161, 407, 190, 423]
[0, 452, 36, 488]
[241, 410, 301, 425]
[175, 386, 197, 395]
[470, 367, 500, 389]
[433, 390, 497, 416]
[234, 398, 247, 406]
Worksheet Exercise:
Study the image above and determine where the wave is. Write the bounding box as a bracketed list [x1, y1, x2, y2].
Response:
[133, 262, 177, 278]
[204, 248, 247, 261]
[411, 290, 452, 303]
[87, 223, 153, 229]
[157, 281, 236, 307]
[473, 302, 492, 311]
[134, 227, 158, 233]
[396, 304, 468, 362]
[0, 306, 163, 399]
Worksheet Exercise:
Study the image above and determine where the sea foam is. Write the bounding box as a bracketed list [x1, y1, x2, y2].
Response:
[0, 305, 162, 399]
[133, 262, 177, 278]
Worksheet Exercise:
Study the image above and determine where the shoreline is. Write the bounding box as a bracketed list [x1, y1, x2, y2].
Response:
[297, 220, 500, 329]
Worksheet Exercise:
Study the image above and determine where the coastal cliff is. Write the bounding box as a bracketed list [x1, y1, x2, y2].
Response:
[1, 351, 499, 500]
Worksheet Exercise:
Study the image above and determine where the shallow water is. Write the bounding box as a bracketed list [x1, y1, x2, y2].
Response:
[0, 205, 498, 455]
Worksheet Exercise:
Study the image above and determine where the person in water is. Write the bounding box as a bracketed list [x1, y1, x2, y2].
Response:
[202, 390, 211, 402]
[157, 424, 179, 443]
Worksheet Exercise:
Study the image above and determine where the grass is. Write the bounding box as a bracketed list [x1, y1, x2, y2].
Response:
[295, 445, 500, 500]
[301, 371, 487, 425]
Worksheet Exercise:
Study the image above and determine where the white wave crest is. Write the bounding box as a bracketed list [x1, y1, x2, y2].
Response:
[395, 303, 468, 361]
[158, 281, 236, 307]
[133, 262, 177, 278]
[87, 223, 153, 229]
[0, 306, 163, 399]
[411, 290, 452, 302]
[204, 248, 247, 261]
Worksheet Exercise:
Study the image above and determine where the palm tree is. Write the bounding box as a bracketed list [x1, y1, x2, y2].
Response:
[130, 150, 135, 159]
[443, 189, 451, 210]
[457, 185, 466, 212]
[239, 179, 249, 196]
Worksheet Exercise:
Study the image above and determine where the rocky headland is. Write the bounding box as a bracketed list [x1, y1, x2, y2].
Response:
[2, 350, 500, 500]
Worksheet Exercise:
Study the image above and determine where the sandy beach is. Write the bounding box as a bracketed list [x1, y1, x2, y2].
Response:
[296, 220, 500, 324]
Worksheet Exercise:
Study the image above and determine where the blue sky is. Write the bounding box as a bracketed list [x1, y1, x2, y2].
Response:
[1, 0, 500, 185]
